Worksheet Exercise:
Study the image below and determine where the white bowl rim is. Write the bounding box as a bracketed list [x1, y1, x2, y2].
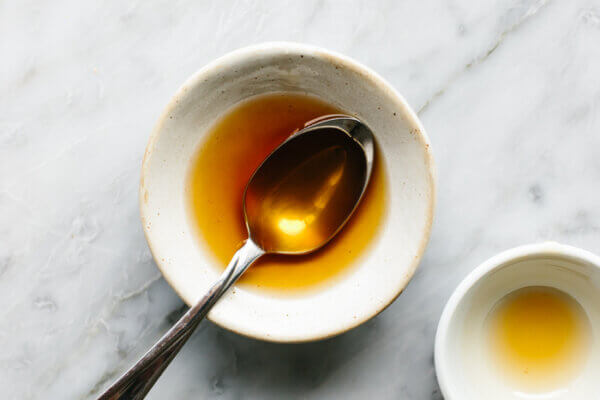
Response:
[434, 241, 600, 399]
[141, 41, 436, 342]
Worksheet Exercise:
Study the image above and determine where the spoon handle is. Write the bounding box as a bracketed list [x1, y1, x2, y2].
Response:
[97, 239, 264, 400]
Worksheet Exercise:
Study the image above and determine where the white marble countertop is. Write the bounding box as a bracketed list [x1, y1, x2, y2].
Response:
[2, 0, 600, 398]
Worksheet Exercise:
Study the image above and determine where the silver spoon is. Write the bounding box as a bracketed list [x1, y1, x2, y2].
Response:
[98, 116, 374, 399]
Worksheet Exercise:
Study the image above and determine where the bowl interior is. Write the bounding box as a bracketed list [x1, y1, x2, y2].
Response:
[141, 43, 435, 342]
[436, 244, 600, 399]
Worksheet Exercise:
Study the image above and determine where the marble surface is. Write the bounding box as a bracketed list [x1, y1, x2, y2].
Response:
[2, 0, 600, 398]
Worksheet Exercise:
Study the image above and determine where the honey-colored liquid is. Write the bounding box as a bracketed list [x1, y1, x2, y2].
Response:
[244, 126, 367, 254]
[486, 286, 592, 391]
[187, 93, 387, 292]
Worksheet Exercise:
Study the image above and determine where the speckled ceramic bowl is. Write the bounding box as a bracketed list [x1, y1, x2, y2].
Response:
[140, 42, 435, 342]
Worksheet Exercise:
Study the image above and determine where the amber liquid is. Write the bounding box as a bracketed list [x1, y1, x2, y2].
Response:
[244, 126, 368, 254]
[486, 286, 592, 391]
[187, 93, 387, 292]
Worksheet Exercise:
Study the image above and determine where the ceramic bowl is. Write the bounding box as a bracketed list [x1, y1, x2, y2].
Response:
[140, 42, 435, 342]
[435, 242, 600, 399]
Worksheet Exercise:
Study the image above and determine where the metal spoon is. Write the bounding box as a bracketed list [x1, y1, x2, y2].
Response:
[98, 116, 374, 399]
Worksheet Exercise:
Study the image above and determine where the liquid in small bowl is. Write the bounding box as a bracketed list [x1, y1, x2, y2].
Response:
[485, 286, 592, 392]
[187, 93, 388, 292]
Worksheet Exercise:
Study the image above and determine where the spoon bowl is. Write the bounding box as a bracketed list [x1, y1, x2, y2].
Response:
[245, 116, 374, 254]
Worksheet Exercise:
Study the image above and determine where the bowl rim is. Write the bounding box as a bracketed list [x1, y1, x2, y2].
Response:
[140, 41, 437, 342]
[434, 241, 600, 399]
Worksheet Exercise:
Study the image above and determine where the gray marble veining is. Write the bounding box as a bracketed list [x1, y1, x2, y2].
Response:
[2, 0, 600, 398]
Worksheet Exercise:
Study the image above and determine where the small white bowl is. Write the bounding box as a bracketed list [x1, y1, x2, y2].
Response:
[435, 242, 600, 399]
[140, 42, 435, 342]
